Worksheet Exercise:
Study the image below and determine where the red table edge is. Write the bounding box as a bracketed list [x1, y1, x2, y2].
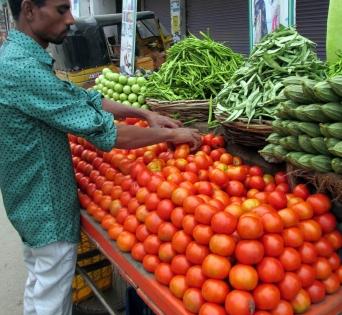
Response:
[81, 211, 191, 315]
[81, 211, 342, 315]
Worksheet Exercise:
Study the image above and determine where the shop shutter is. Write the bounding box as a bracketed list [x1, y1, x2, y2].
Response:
[143, 0, 171, 33]
[186, 0, 249, 55]
[296, 0, 329, 60]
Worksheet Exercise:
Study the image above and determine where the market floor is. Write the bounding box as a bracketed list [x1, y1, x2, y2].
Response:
[0, 191, 27, 314]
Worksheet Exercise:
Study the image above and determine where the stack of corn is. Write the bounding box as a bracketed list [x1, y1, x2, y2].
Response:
[259, 76, 342, 174]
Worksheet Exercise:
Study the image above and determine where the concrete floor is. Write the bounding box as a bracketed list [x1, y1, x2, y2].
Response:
[0, 191, 27, 315]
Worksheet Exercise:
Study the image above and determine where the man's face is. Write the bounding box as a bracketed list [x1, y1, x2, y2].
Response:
[28, 0, 74, 45]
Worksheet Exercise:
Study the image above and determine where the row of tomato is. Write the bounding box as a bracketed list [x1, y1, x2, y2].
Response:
[69, 124, 342, 315]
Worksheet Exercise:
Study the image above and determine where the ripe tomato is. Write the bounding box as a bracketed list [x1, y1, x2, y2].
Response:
[171, 187, 191, 206]
[220, 153, 233, 165]
[156, 199, 174, 221]
[315, 213, 337, 234]
[297, 264, 316, 288]
[185, 265, 207, 288]
[290, 202, 313, 220]
[257, 257, 285, 283]
[262, 212, 284, 233]
[193, 224, 214, 245]
[199, 303, 226, 315]
[154, 263, 174, 285]
[253, 284, 280, 310]
[314, 238, 334, 257]
[202, 254, 231, 279]
[237, 215, 263, 239]
[108, 224, 124, 240]
[328, 252, 341, 271]
[278, 208, 300, 228]
[323, 273, 340, 294]
[275, 183, 290, 193]
[226, 180, 247, 197]
[225, 290, 255, 315]
[324, 230, 342, 250]
[248, 176, 266, 190]
[235, 240, 264, 265]
[123, 215, 139, 233]
[116, 208, 129, 225]
[157, 222, 177, 242]
[127, 198, 140, 214]
[298, 242, 318, 264]
[209, 234, 235, 257]
[293, 184, 310, 200]
[169, 275, 188, 299]
[209, 168, 228, 186]
[143, 235, 161, 255]
[185, 241, 209, 265]
[194, 204, 217, 225]
[262, 234, 284, 257]
[145, 193, 160, 211]
[116, 231, 136, 252]
[298, 220, 322, 242]
[267, 191, 287, 210]
[182, 214, 196, 235]
[142, 254, 160, 273]
[225, 203, 244, 218]
[307, 280, 326, 304]
[313, 257, 332, 280]
[183, 288, 205, 314]
[201, 279, 229, 304]
[291, 289, 311, 314]
[271, 300, 293, 315]
[278, 272, 301, 301]
[307, 193, 331, 215]
[229, 264, 258, 291]
[279, 248, 301, 271]
[157, 181, 177, 199]
[282, 227, 304, 248]
[275, 172, 287, 185]
[211, 211, 237, 235]
[172, 230, 192, 254]
[135, 204, 149, 223]
[144, 211, 163, 234]
[158, 242, 176, 263]
[131, 243, 146, 262]
[183, 195, 203, 214]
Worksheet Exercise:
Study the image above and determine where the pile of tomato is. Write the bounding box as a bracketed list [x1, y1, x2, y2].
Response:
[69, 120, 342, 315]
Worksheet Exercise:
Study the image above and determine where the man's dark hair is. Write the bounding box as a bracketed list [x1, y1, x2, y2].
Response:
[8, 0, 46, 21]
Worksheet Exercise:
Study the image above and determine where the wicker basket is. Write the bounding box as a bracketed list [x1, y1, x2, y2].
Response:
[216, 114, 273, 148]
[146, 98, 209, 122]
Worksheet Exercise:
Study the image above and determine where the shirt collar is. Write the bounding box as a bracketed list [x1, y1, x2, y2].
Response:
[7, 29, 54, 66]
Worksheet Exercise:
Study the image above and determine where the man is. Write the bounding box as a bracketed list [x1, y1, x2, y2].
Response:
[0, 1, 201, 314]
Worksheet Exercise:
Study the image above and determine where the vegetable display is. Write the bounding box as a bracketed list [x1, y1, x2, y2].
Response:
[328, 51, 342, 77]
[144, 33, 244, 101]
[93, 68, 149, 109]
[70, 124, 342, 315]
[260, 75, 342, 174]
[215, 26, 326, 123]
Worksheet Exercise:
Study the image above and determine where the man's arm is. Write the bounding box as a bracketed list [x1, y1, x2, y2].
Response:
[102, 98, 182, 129]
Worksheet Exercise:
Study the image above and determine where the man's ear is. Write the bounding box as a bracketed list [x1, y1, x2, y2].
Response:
[21, 0, 35, 21]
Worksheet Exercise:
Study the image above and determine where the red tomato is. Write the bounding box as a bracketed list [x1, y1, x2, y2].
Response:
[116, 231, 136, 252]
[268, 191, 287, 210]
[271, 300, 294, 315]
[182, 214, 196, 235]
[306, 193, 331, 215]
[156, 181, 177, 199]
[195, 204, 217, 225]
[313, 257, 332, 280]
[183, 288, 205, 314]
[257, 257, 285, 283]
[298, 242, 318, 264]
[297, 264, 316, 288]
[185, 265, 207, 288]
[171, 187, 191, 206]
[291, 202, 314, 220]
[185, 241, 209, 265]
[262, 234, 284, 257]
[328, 252, 341, 271]
[145, 193, 161, 211]
[307, 280, 326, 304]
[314, 238, 334, 257]
[278, 208, 300, 228]
[291, 289, 311, 314]
[298, 220, 322, 242]
[170, 254, 191, 275]
[199, 303, 226, 315]
[237, 215, 263, 239]
[325, 231, 342, 250]
[154, 263, 173, 285]
[274, 172, 287, 185]
[171, 230, 192, 254]
[315, 213, 337, 234]
[170, 207, 185, 228]
[169, 275, 188, 299]
[282, 227, 304, 248]
[275, 183, 290, 193]
[225, 290, 255, 315]
[262, 212, 284, 234]
[226, 180, 247, 197]
[202, 254, 231, 280]
[193, 224, 214, 245]
[279, 248, 301, 271]
[209, 234, 236, 257]
[201, 279, 229, 304]
[158, 222, 177, 242]
[293, 184, 310, 200]
[229, 264, 258, 291]
[278, 272, 302, 301]
[158, 242, 176, 263]
[144, 211, 163, 234]
[253, 284, 280, 310]
[211, 211, 237, 235]
[156, 199, 174, 221]
[323, 273, 340, 294]
[235, 240, 264, 265]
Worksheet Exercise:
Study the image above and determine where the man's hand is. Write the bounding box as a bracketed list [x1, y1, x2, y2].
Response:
[170, 128, 202, 151]
[146, 112, 182, 129]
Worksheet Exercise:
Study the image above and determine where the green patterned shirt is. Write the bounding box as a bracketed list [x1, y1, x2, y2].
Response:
[0, 30, 117, 248]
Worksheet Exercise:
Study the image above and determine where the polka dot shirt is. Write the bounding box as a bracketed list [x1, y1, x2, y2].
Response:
[0, 30, 117, 248]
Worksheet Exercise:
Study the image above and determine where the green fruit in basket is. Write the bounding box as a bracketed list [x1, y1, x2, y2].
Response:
[119, 93, 128, 102]
[286, 152, 306, 167]
[284, 121, 302, 136]
[331, 158, 342, 174]
[132, 102, 140, 108]
[128, 93, 138, 103]
[112, 92, 119, 101]
[127, 77, 137, 86]
[296, 122, 321, 137]
[328, 141, 342, 158]
[319, 123, 342, 139]
[313, 81, 340, 103]
[131, 84, 141, 94]
[298, 135, 317, 154]
[298, 154, 315, 169]
[114, 83, 123, 93]
[119, 75, 128, 85]
[328, 76, 342, 97]
[310, 155, 333, 173]
[285, 136, 300, 151]
[272, 145, 288, 161]
[122, 100, 131, 106]
[141, 105, 149, 110]
[321, 103, 342, 121]
[266, 133, 282, 145]
[138, 95, 145, 105]
[137, 76, 147, 86]
[310, 137, 330, 155]
[283, 85, 313, 104]
[123, 85, 131, 94]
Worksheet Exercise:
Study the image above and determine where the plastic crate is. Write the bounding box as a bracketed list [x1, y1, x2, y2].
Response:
[72, 231, 113, 303]
[126, 287, 154, 315]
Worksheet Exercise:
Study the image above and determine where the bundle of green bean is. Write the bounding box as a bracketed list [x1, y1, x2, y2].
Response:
[328, 51, 342, 77]
[144, 33, 244, 101]
[215, 26, 326, 123]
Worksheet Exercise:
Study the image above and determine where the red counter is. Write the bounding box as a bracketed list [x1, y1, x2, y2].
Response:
[80, 210, 342, 315]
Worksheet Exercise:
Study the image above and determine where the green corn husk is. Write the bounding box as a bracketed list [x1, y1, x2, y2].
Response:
[286, 136, 300, 151]
[275, 103, 292, 119]
[319, 123, 342, 139]
[284, 85, 315, 104]
[266, 133, 282, 145]
[310, 155, 333, 173]
[298, 135, 318, 153]
[328, 141, 342, 157]
[281, 101, 298, 119]
[294, 104, 327, 122]
[286, 152, 307, 167]
[325, 137, 340, 149]
[259, 144, 281, 163]
[283, 76, 306, 87]
[272, 120, 287, 135]
[328, 76, 342, 97]
[273, 145, 288, 161]
[302, 79, 321, 102]
[298, 154, 316, 169]
[296, 122, 321, 137]
[331, 157, 342, 174]
[321, 102, 342, 121]
[279, 138, 291, 150]
[313, 81, 340, 102]
[310, 137, 330, 155]
[284, 121, 302, 136]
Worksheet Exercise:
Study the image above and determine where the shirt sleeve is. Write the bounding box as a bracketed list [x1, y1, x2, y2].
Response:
[10, 61, 117, 151]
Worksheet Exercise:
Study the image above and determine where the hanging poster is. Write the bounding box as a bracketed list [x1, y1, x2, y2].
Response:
[120, 0, 137, 75]
[249, 0, 295, 48]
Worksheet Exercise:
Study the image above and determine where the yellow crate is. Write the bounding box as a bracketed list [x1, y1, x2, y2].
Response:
[72, 231, 113, 303]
